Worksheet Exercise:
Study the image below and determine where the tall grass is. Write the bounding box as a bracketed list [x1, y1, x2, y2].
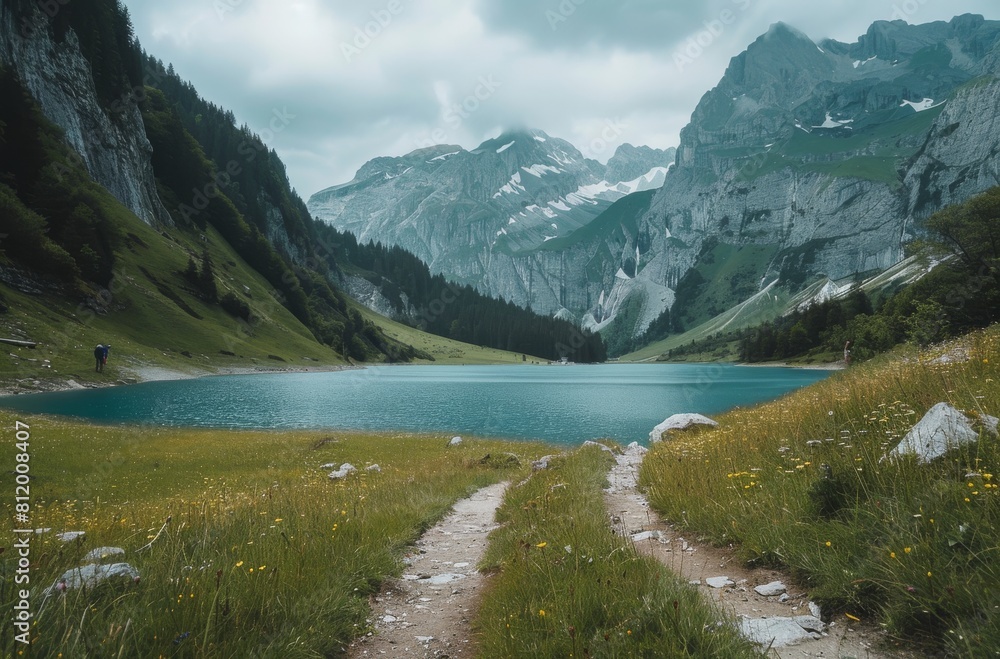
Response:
[0, 413, 546, 657]
[477, 444, 763, 658]
[640, 327, 1000, 654]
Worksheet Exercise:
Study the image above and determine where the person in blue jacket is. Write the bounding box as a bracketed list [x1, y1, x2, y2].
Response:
[94, 344, 110, 372]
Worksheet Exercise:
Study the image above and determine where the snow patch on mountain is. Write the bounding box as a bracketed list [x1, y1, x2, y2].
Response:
[496, 141, 515, 153]
[900, 98, 944, 112]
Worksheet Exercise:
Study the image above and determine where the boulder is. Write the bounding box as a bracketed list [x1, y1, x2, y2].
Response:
[328, 463, 357, 480]
[649, 413, 718, 442]
[888, 403, 980, 463]
[449, 436, 463, 446]
[365, 464, 381, 473]
[46, 563, 139, 594]
[83, 547, 126, 563]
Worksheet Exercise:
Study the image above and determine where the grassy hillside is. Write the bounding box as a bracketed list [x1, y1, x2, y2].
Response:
[640, 326, 1000, 654]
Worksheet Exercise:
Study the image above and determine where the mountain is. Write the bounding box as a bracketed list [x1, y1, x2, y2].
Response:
[0, 0, 605, 383]
[310, 15, 1000, 355]
[308, 131, 673, 310]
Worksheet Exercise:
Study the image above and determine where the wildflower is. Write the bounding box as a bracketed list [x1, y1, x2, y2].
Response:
[536, 542, 547, 548]
[259, 565, 266, 571]
[904, 547, 912, 554]
[890, 552, 896, 559]
[825, 541, 832, 547]
[927, 571, 933, 578]
[845, 613, 860, 621]
[235, 561, 244, 567]
[539, 609, 546, 617]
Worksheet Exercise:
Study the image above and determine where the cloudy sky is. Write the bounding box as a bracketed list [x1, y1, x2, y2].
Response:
[126, 0, 997, 199]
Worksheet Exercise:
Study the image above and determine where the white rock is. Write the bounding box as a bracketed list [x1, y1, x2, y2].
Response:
[626, 441, 648, 454]
[319, 463, 337, 469]
[57, 531, 85, 542]
[532, 455, 558, 471]
[706, 576, 734, 589]
[779, 593, 790, 603]
[382, 614, 398, 624]
[888, 403, 979, 463]
[366, 464, 381, 472]
[631, 530, 662, 542]
[83, 547, 126, 563]
[583, 440, 615, 453]
[794, 615, 826, 633]
[449, 436, 463, 446]
[328, 463, 357, 480]
[808, 601, 822, 618]
[649, 413, 719, 442]
[755, 581, 787, 597]
[46, 563, 138, 594]
[739, 617, 817, 648]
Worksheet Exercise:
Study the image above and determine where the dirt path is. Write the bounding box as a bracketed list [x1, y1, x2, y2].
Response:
[605, 443, 914, 658]
[348, 482, 509, 658]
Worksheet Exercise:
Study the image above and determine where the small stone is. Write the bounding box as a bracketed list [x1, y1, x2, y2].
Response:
[706, 576, 734, 589]
[57, 531, 85, 542]
[382, 615, 398, 624]
[366, 464, 381, 472]
[808, 601, 822, 618]
[328, 463, 357, 480]
[754, 581, 787, 597]
[631, 530, 661, 542]
[449, 436, 463, 446]
[779, 593, 790, 603]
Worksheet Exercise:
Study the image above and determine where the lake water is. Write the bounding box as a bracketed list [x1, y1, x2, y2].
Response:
[0, 364, 830, 445]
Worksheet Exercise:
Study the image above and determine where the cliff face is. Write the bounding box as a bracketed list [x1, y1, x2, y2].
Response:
[626, 15, 1000, 330]
[0, 5, 171, 227]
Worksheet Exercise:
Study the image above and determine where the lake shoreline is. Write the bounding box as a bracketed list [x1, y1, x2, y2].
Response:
[0, 361, 364, 397]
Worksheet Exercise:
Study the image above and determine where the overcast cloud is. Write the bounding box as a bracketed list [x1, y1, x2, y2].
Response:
[125, 0, 998, 198]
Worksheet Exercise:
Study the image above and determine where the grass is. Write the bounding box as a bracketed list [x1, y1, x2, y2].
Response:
[354, 304, 544, 365]
[0, 411, 549, 657]
[639, 326, 1000, 654]
[476, 444, 763, 658]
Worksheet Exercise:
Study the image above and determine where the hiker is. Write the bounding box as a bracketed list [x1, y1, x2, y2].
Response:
[843, 340, 852, 365]
[94, 344, 110, 372]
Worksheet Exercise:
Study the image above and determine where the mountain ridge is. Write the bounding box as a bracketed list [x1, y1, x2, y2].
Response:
[308, 13, 1000, 354]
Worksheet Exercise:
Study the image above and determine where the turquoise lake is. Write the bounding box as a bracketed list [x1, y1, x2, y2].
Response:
[0, 364, 830, 445]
